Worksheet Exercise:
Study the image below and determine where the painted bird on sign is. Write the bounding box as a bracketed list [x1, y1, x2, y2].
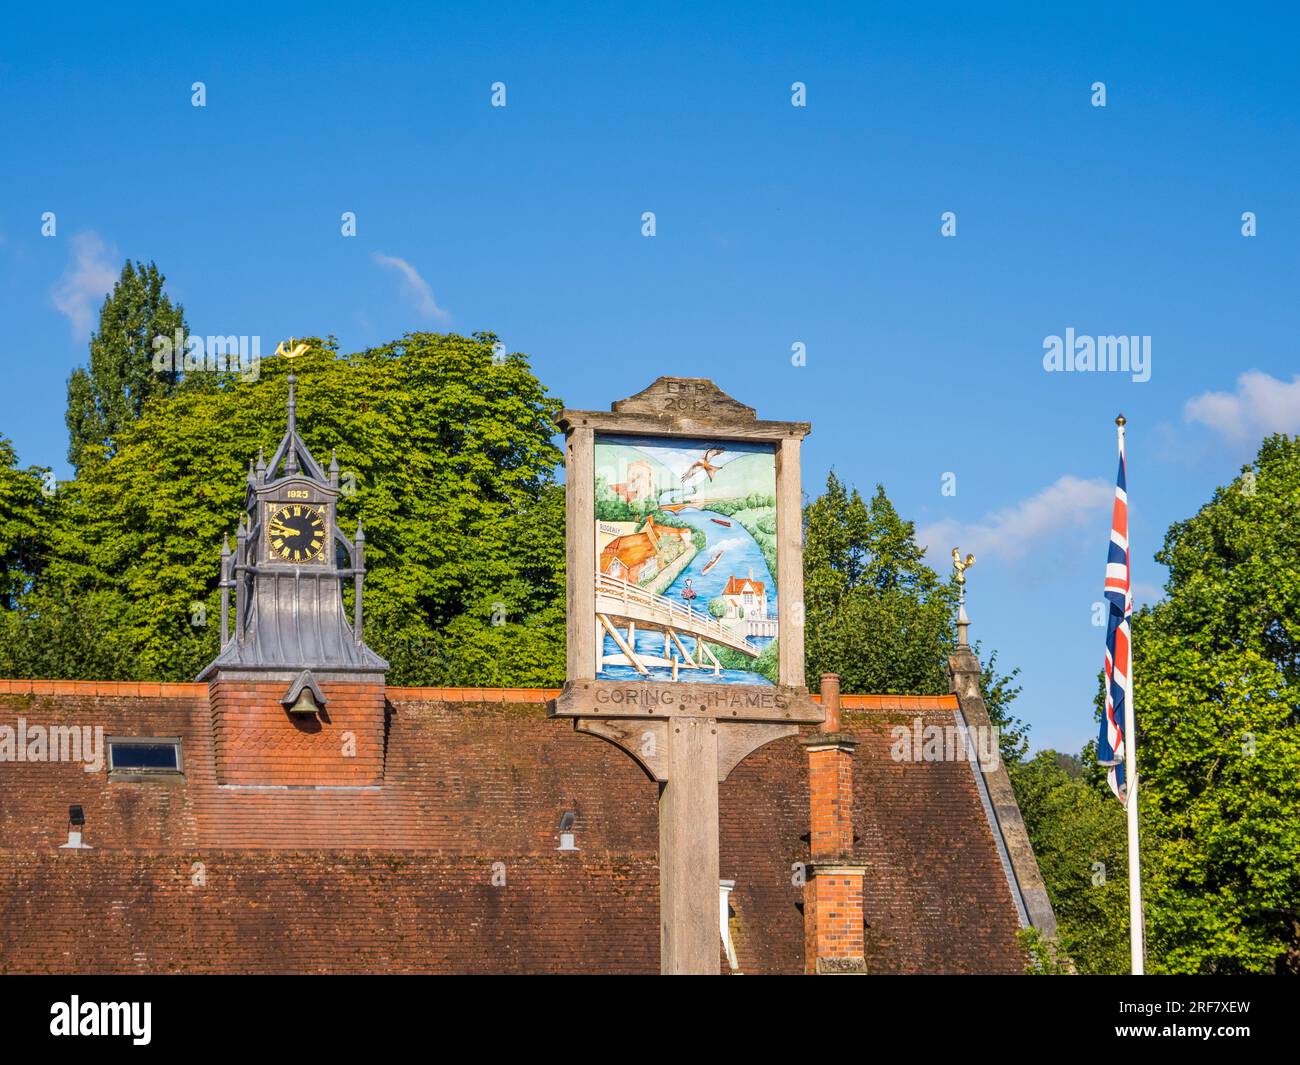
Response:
[684, 447, 725, 483]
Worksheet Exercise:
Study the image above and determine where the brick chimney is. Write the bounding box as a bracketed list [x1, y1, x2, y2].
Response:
[801, 673, 868, 974]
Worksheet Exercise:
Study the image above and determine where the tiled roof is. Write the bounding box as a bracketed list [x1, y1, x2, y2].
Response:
[0, 684, 1017, 974]
[599, 533, 657, 570]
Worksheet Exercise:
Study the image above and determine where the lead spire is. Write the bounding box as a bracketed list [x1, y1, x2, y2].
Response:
[285, 374, 299, 475]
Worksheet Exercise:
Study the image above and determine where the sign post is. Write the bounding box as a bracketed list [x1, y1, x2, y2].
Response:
[550, 377, 823, 974]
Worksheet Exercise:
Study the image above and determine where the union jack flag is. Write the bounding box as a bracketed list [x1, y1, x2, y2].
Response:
[1098, 420, 1132, 803]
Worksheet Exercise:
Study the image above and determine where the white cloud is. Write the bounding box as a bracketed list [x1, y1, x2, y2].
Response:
[371, 252, 450, 321]
[917, 476, 1113, 563]
[1184, 371, 1300, 443]
[51, 232, 118, 339]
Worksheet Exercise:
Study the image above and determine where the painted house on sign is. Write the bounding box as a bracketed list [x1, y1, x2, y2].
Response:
[599, 518, 691, 585]
[601, 533, 658, 583]
[722, 570, 768, 621]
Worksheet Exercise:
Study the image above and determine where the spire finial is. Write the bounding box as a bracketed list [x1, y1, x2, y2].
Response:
[952, 547, 976, 588]
[275, 337, 309, 361]
[1116, 413, 1126, 428]
[952, 548, 976, 647]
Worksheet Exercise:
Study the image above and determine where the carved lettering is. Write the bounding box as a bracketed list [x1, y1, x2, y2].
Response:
[659, 379, 711, 413]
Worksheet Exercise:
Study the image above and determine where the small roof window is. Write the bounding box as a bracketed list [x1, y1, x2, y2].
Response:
[107, 737, 183, 776]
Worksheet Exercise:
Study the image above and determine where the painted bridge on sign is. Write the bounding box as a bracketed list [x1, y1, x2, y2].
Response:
[594, 572, 758, 678]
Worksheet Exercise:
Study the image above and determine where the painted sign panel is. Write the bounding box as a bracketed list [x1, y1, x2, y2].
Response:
[594, 434, 778, 685]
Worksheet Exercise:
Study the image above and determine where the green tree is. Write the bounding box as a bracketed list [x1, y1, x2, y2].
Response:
[27, 332, 565, 685]
[0, 586, 133, 681]
[1134, 434, 1300, 973]
[0, 437, 132, 678]
[0, 437, 53, 609]
[801, 473, 1028, 757]
[978, 645, 1030, 765]
[65, 260, 188, 470]
[1010, 751, 1129, 973]
[803, 474, 957, 694]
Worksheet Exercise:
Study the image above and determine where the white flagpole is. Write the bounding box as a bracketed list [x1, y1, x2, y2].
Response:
[1118, 414, 1145, 975]
[1124, 631, 1145, 974]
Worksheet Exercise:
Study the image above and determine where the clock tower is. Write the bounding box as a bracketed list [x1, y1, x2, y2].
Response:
[198, 373, 388, 786]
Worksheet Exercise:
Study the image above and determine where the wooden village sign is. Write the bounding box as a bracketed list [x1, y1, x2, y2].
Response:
[550, 376, 825, 974]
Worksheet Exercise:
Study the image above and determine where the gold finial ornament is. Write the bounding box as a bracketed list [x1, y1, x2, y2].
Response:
[1116, 413, 1126, 428]
[952, 548, 976, 586]
[276, 338, 310, 360]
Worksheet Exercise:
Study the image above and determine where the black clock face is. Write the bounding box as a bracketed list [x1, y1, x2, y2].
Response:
[267, 503, 327, 563]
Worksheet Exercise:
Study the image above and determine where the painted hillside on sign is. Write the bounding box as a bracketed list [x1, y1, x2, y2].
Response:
[593, 434, 778, 685]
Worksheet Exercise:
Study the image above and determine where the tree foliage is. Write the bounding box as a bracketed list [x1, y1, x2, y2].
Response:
[978, 645, 1030, 764]
[803, 473, 957, 694]
[1018, 434, 1300, 975]
[0, 437, 51, 609]
[65, 260, 188, 470]
[800, 472, 1028, 757]
[1134, 434, 1300, 973]
[1010, 751, 1129, 973]
[5, 332, 566, 686]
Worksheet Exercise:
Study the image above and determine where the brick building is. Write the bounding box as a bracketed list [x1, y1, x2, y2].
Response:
[0, 379, 1055, 974]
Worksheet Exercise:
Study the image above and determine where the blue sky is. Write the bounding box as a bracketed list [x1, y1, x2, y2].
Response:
[2, 3, 1297, 752]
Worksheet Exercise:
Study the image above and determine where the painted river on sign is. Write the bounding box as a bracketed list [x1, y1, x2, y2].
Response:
[598, 508, 777, 685]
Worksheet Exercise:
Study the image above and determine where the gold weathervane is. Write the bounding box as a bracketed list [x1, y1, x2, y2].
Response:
[276, 338, 310, 360]
[952, 548, 976, 587]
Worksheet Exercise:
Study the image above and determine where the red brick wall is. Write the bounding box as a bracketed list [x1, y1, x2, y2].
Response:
[851, 710, 1026, 973]
[208, 679, 386, 786]
[718, 732, 809, 974]
[0, 692, 1027, 974]
[0, 695, 205, 851]
[0, 852, 659, 975]
[803, 873, 818, 974]
[721, 710, 1027, 976]
[0, 693, 661, 853]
